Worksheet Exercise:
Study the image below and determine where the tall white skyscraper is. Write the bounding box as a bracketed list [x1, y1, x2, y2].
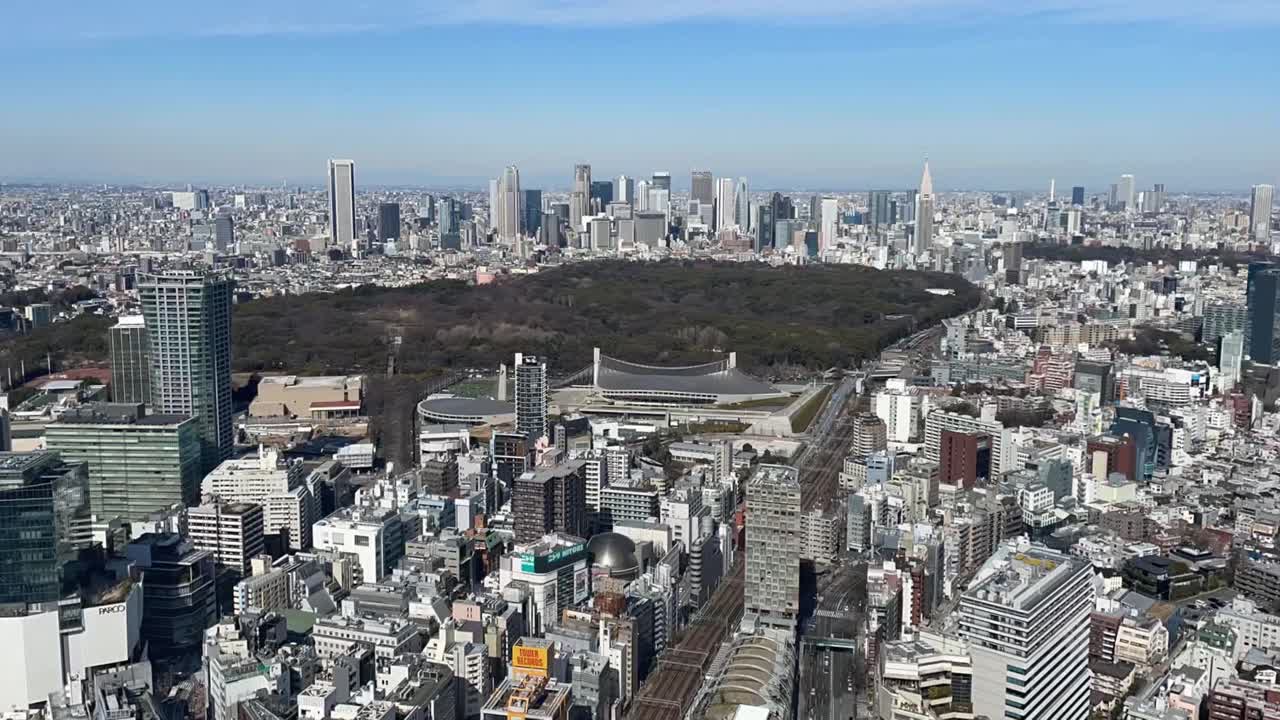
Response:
[497, 165, 522, 242]
[914, 160, 935, 255]
[819, 197, 839, 253]
[714, 178, 736, 231]
[959, 541, 1093, 720]
[1251, 184, 1274, 242]
[735, 178, 751, 231]
[745, 464, 801, 630]
[1118, 173, 1136, 211]
[327, 159, 356, 250]
[614, 174, 635, 205]
[648, 188, 670, 215]
[635, 180, 652, 212]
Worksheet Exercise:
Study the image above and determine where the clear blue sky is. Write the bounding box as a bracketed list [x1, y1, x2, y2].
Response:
[2, 1, 1276, 191]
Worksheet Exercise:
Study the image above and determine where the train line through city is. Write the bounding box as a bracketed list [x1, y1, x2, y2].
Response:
[626, 376, 860, 720]
[627, 559, 745, 720]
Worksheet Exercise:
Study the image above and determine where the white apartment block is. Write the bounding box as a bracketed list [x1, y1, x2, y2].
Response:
[924, 409, 1016, 475]
[601, 485, 660, 528]
[1124, 366, 1205, 406]
[206, 634, 287, 720]
[874, 380, 924, 444]
[1217, 597, 1280, 659]
[877, 633, 975, 720]
[312, 505, 402, 583]
[233, 567, 289, 615]
[668, 440, 733, 480]
[604, 445, 630, 485]
[840, 455, 868, 492]
[1115, 616, 1169, 667]
[313, 615, 421, 660]
[574, 451, 608, 512]
[203, 446, 318, 551]
[417, 423, 471, 464]
[661, 486, 706, 550]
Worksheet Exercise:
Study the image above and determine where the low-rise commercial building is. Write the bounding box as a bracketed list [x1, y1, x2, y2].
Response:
[312, 505, 404, 584]
[877, 633, 974, 720]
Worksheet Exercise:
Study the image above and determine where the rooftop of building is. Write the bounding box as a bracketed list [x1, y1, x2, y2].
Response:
[0, 450, 60, 476]
[51, 403, 191, 426]
[111, 315, 145, 328]
[482, 675, 572, 718]
[966, 541, 1088, 610]
[190, 501, 261, 516]
[602, 480, 659, 494]
[315, 503, 399, 526]
[127, 532, 208, 563]
[881, 635, 972, 664]
[416, 394, 514, 419]
[258, 375, 362, 389]
[669, 440, 726, 454]
[382, 658, 453, 706]
[517, 532, 587, 555]
[516, 460, 586, 486]
[748, 463, 799, 489]
[315, 613, 414, 633]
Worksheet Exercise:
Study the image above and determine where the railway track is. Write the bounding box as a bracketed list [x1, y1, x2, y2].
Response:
[626, 377, 860, 720]
[628, 560, 745, 720]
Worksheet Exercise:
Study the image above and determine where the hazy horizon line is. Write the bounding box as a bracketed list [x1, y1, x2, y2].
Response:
[0, 175, 1264, 197]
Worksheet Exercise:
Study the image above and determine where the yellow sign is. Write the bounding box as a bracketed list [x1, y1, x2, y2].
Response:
[513, 645, 549, 675]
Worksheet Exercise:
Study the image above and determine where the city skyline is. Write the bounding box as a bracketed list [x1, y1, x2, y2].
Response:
[1, 2, 1276, 189]
[4, 2, 1280, 717]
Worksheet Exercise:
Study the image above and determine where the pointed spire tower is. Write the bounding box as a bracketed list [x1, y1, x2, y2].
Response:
[914, 159, 935, 255]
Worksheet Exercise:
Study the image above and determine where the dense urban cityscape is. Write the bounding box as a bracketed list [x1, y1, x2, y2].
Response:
[0, 154, 1277, 720]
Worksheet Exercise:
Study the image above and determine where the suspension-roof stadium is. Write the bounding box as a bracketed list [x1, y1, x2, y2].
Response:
[591, 347, 786, 405]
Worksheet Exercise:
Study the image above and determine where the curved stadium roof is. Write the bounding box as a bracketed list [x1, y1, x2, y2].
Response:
[594, 353, 782, 404]
[417, 395, 515, 425]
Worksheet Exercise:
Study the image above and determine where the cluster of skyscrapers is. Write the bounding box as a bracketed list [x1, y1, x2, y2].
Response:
[471, 160, 948, 260]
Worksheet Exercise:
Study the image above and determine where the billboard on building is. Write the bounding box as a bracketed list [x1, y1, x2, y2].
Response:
[512, 643, 549, 676]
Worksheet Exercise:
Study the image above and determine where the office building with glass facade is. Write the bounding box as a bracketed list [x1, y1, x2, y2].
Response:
[109, 315, 151, 406]
[125, 533, 216, 661]
[0, 451, 89, 606]
[45, 403, 201, 523]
